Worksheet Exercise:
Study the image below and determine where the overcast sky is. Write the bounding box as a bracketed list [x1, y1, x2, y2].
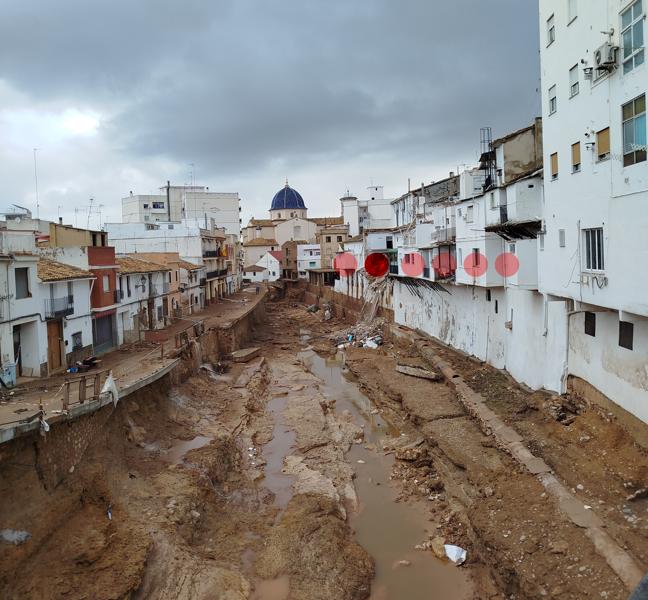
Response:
[0, 0, 540, 228]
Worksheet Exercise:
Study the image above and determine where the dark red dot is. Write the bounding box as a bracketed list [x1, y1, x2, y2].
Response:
[364, 253, 389, 278]
[495, 252, 520, 277]
[401, 252, 424, 277]
[334, 252, 358, 277]
[464, 251, 488, 278]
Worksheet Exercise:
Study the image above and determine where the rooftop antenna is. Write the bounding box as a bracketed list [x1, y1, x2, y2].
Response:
[33, 148, 40, 220]
[87, 198, 94, 229]
[98, 204, 105, 230]
[74, 207, 79, 228]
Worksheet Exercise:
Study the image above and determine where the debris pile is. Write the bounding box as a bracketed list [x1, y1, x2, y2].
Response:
[330, 319, 386, 350]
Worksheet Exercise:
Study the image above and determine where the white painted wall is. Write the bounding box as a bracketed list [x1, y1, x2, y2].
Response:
[255, 253, 281, 281]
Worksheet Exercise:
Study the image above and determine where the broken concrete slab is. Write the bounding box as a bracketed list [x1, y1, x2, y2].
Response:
[231, 347, 261, 363]
[396, 364, 442, 381]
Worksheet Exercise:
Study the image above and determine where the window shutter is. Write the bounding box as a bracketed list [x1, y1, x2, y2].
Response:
[551, 152, 559, 177]
[571, 142, 581, 167]
[597, 128, 610, 158]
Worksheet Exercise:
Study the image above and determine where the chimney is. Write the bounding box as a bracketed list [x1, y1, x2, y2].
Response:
[449, 171, 455, 177]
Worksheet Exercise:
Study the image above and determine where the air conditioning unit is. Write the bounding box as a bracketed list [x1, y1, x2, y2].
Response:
[594, 43, 619, 71]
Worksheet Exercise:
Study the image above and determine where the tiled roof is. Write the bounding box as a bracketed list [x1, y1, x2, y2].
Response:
[243, 238, 278, 247]
[117, 256, 170, 274]
[178, 259, 202, 271]
[37, 258, 94, 282]
[243, 265, 267, 272]
[268, 250, 284, 261]
[248, 218, 275, 227]
[310, 216, 344, 226]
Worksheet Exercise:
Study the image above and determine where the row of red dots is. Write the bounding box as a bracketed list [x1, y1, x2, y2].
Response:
[333, 251, 520, 278]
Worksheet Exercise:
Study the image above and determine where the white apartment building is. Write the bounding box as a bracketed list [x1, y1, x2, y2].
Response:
[106, 220, 234, 303]
[341, 186, 394, 237]
[539, 0, 648, 423]
[122, 184, 241, 236]
[297, 244, 321, 278]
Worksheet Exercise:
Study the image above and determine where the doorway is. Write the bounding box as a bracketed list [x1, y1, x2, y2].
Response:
[12, 326, 22, 376]
[47, 320, 63, 371]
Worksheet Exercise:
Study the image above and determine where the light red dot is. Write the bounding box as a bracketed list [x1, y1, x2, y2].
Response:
[495, 252, 520, 277]
[432, 252, 457, 278]
[364, 253, 389, 278]
[334, 252, 358, 277]
[464, 251, 488, 278]
[401, 252, 424, 277]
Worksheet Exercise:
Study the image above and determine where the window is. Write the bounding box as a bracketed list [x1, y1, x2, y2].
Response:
[14, 267, 30, 299]
[143, 203, 149, 208]
[494, 299, 499, 314]
[489, 192, 497, 209]
[386, 236, 393, 249]
[619, 321, 634, 350]
[596, 128, 611, 161]
[551, 152, 559, 179]
[568, 0, 577, 23]
[622, 94, 646, 166]
[571, 142, 581, 172]
[547, 14, 555, 45]
[152, 201, 165, 209]
[584, 312, 596, 337]
[157, 306, 163, 320]
[559, 229, 566, 247]
[569, 65, 579, 97]
[539, 234, 545, 251]
[103, 275, 110, 292]
[337, 236, 342, 242]
[549, 85, 557, 114]
[466, 205, 474, 222]
[621, 0, 644, 74]
[309, 261, 316, 267]
[326, 236, 331, 243]
[486, 290, 491, 302]
[583, 227, 604, 271]
[472, 248, 480, 266]
[168, 224, 174, 230]
[127, 275, 131, 297]
[72, 332, 83, 351]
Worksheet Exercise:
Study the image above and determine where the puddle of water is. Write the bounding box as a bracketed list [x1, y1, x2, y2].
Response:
[251, 575, 290, 600]
[298, 349, 474, 600]
[163, 435, 212, 465]
[261, 388, 297, 509]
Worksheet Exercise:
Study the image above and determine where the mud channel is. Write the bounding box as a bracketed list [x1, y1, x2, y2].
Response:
[297, 344, 474, 600]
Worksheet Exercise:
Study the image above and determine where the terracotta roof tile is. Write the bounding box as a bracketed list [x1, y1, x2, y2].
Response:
[243, 238, 278, 247]
[117, 256, 170, 274]
[37, 258, 94, 282]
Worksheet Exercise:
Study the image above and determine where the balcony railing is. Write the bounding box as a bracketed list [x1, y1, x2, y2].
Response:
[202, 250, 220, 258]
[44, 295, 74, 319]
[205, 268, 228, 279]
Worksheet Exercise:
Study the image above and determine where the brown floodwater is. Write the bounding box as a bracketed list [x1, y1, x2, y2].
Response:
[299, 348, 474, 600]
[163, 435, 212, 465]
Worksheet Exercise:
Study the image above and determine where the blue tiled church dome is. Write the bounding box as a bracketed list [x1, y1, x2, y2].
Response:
[271, 182, 306, 211]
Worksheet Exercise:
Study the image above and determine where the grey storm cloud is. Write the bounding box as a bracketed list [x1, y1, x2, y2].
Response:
[0, 0, 540, 218]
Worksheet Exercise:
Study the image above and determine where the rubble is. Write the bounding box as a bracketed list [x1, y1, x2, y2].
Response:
[395, 364, 442, 381]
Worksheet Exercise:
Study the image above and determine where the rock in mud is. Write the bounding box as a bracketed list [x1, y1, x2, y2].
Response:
[255, 494, 373, 600]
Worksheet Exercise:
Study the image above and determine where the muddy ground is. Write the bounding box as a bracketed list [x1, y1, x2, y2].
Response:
[0, 295, 646, 599]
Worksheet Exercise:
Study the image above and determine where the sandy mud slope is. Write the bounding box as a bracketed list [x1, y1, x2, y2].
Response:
[1, 293, 645, 599]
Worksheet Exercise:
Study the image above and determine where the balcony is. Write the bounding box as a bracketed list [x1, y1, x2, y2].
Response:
[206, 268, 228, 279]
[202, 250, 220, 258]
[44, 295, 74, 319]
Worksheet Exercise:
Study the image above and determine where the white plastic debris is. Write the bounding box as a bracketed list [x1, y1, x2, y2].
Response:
[39, 418, 50, 434]
[365, 340, 379, 349]
[0, 529, 31, 545]
[444, 544, 467, 566]
[101, 372, 120, 407]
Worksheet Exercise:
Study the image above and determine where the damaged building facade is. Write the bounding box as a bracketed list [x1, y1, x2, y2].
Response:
[334, 1, 648, 426]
